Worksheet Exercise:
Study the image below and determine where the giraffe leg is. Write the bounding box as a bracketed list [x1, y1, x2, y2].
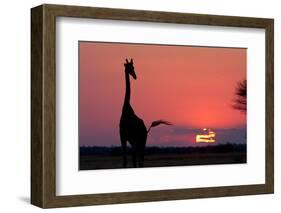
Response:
[120, 129, 127, 168]
[132, 149, 137, 168]
[140, 151, 144, 167]
[137, 137, 146, 168]
[121, 139, 127, 168]
[138, 148, 145, 168]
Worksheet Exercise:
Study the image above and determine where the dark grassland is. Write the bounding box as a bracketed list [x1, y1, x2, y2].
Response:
[79, 144, 246, 170]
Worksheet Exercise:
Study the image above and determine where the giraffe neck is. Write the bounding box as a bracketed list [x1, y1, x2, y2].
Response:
[124, 71, 130, 106]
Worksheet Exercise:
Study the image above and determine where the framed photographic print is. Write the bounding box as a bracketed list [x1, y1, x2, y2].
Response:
[31, 4, 274, 208]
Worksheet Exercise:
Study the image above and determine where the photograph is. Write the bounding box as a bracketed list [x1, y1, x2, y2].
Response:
[79, 41, 247, 170]
[30, 4, 274, 208]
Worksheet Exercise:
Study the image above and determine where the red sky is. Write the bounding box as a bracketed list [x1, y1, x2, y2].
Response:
[79, 42, 246, 147]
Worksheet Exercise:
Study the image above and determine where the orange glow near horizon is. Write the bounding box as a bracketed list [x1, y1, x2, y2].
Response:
[196, 128, 216, 143]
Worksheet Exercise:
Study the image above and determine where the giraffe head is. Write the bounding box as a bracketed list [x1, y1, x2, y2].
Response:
[124, 58, 137, 80]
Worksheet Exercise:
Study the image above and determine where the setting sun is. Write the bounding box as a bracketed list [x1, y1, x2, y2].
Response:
[196, 128, 216, 143]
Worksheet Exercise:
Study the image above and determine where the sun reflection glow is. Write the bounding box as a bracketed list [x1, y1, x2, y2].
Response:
[196, 128, 216, 143]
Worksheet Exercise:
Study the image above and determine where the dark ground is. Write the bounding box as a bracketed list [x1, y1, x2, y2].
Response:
[79, 144, 246, 170]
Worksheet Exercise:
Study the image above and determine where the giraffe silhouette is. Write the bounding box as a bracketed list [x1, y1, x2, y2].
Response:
[119, 58, 171, 168]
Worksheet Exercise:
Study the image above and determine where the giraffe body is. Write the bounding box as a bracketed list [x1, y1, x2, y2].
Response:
[120, 104, 147, 167]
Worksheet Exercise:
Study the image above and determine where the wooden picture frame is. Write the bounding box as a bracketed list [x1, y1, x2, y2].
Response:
[31, 4, 274, 208]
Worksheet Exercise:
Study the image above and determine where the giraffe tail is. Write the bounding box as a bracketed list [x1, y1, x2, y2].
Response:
[147, 120, 172, 134]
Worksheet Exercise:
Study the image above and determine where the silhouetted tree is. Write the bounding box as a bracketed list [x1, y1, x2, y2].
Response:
[232, 80, 246, 113]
